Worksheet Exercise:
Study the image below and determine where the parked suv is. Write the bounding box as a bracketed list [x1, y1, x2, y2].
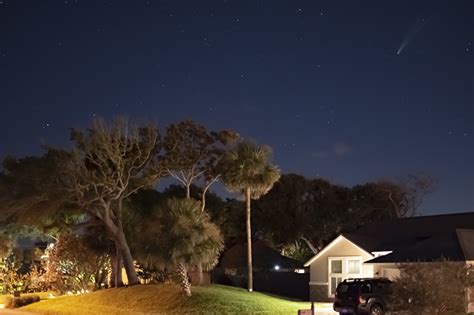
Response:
[333, 278, 392, 315]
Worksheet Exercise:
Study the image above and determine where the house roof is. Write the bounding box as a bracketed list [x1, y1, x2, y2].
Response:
[365, 229, 474, 263]
[218, 240, 303, 270]
[305, 212, 474, 266]
[352, 212, 474, 252]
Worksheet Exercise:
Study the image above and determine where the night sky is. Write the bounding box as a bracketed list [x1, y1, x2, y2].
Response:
[1, 1, 473, 215]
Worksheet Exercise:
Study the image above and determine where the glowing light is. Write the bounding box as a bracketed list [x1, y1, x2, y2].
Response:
[274, 265, 280, 271]
[0, 304, 4, 309]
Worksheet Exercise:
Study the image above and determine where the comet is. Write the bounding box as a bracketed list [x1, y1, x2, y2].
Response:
[397, 17, 432, 55]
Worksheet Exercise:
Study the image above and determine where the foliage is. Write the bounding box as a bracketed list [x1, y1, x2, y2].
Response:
[220, 141, 280, 199]
[253, 173, 435, 260]
[392, 260, 474, 314]
[208, 198, 246, 247]
[0, 150, 68, 226]
[0, 260, 27, 294]
[44, 234, 110, 293]
[25, 265, 49, 292]
[23, 284, 312, 315]
[129, 197, 224, 296]
[162, 120, 239, 206]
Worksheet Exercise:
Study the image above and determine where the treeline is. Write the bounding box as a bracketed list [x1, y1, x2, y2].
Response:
[0, 117, 433, 296]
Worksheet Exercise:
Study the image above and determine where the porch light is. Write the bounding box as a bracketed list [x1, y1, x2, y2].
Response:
[274, 265, 280, 270]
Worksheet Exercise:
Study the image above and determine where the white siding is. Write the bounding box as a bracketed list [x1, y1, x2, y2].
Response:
[309, 237, 374, 284]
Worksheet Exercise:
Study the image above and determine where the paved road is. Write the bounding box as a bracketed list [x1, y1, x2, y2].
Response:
[0, 309, 38, 315]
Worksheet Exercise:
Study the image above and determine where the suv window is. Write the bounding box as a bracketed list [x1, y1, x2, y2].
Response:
[336, 283, 359, 295]
[360, 283, 372, 293]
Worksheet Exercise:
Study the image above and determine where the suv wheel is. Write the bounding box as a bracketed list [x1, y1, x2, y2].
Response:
[369, 305, 384, 315]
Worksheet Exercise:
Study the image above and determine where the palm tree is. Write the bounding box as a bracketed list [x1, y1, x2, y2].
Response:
[220, 141, 280, 292]
[154, 198, 224, 296]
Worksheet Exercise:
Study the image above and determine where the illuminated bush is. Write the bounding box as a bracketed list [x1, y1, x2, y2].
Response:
[392, 260, 474, 314]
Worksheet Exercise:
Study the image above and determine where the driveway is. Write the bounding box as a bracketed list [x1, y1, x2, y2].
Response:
[313, 303, 337, 315]
[0, 309, 38, 315]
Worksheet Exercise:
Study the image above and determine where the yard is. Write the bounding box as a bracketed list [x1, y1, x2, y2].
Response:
[21, 284, 320, 315]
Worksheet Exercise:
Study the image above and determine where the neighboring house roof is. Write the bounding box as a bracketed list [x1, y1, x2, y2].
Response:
[305, 212, 474, 266]
[218, 240, 303, 270]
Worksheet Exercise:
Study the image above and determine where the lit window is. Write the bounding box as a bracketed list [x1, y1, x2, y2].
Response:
[331, 260, 342, 273]
[348, 260, 360, 274]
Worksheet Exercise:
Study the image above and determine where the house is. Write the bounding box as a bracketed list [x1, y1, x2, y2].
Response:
[304, 212, 474, 302]
[212, 240, 309, 299]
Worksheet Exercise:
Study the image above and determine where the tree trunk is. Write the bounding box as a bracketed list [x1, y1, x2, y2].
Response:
[197, 263, 204, 285]
[186, 184, 191, 199]
[110, 249, 123, 288]
[177, 262, 192, 297]
[246, 186, 253, 292]
[116, 229, 140, 285]
[301, 236, 318, 254]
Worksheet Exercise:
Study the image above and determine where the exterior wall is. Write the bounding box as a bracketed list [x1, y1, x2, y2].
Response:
[372, 263, 400, 280]
[308, 237, 374, 301]
[309, 238, 374, 283]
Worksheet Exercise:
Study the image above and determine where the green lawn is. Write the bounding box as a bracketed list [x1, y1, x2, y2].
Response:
[22, 284, 313, 315]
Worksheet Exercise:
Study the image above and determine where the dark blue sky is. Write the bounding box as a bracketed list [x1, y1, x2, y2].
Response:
[1, 0, 473, 215]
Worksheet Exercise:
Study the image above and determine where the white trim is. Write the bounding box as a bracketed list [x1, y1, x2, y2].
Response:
[371, 251, 393, 257]
[304, 235, 374, 267]
[309, 281, 328, 285]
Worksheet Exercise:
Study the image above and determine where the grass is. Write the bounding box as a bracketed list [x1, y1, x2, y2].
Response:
[22, 284, 312, 315]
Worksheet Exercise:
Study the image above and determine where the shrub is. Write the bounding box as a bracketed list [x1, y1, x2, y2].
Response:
[391, 260, 474, 314]
[7, 295, 40, 308]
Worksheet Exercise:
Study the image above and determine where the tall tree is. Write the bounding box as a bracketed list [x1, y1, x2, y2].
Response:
[60, 118, 161, 286]
[162, 120, 238, 283]
[220, 141, 280, 292]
